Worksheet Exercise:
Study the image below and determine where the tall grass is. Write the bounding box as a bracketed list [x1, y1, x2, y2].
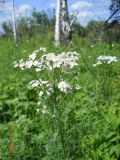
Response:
[0, 35, 120, 159]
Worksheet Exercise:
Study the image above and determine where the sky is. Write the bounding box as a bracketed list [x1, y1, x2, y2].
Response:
[0, 0, 111, 31]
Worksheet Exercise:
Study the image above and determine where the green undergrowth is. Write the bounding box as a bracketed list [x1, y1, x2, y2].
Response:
[0, 36, 120, 160]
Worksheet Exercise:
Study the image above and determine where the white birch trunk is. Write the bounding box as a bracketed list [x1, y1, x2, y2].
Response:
[55, 0, 61, 46]
[12, 0, 17, 42]
[61, 0, 71, 44]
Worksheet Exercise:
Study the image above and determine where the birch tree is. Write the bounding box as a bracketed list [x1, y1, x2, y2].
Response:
[0, 0, 17, 42]
[55, 0, 61, 46]
[11, 0, 17, 42]
[55, 0, 71, 46]
[61, 0, 71, 44]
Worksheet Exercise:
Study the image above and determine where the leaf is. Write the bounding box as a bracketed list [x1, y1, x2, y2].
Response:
[110, 144, 120, 158]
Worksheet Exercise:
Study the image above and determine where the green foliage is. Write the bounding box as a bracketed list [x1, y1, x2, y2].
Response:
[1, 7, 120, 44]
[0, 35, 120, 160]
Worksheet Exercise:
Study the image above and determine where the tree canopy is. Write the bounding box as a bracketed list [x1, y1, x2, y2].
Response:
[110, 0, 120, 21]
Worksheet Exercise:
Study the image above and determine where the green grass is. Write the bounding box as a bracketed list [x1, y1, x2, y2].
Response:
[0, 35, 120, 160]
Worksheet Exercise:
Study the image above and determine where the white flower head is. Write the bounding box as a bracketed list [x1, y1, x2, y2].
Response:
[58, 81, 71, 93]
[36, 108, 40, 112]
[42, 106, 48, 114]
[90, 45, 94, 48]
[75, 85, 81, 90]
[39, 47, 47, 52]
[39, 91, 43, 96]
[40, 51, 79, 70]
[37, 101, 41, 106]
[93, 55, 118, 67]
[29, 53, 37, 60]
[13, 61, 19, 68]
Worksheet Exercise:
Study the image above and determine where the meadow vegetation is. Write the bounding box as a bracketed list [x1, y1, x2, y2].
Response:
[0, 10, 120, 160]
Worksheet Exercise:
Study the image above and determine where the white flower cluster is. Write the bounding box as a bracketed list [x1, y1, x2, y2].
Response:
[14, 50, 79, 71]
[57, 81, 81, 93]
[13, 47, 47, 70]
[58, 81, 71, 93]
[29, 79, 49, 88]
[14, 48, 80, 94]
[29, 79, 52, 96]
[41, 51, 79, 70]
[36, 106, 48, 114]
[93, 55, 118, 67]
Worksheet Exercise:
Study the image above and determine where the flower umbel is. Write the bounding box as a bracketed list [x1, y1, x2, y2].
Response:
[93, 55, 118, 67]
[14, 48, 80, 95]
[58, 81, 71, 93]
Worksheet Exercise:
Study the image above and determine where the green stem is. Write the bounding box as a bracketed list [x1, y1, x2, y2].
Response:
[52, 69, 67, 159]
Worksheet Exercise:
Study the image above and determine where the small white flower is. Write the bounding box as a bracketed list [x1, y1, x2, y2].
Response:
[42, 106, 48, 114]
[112, 44, 115, 47]
[36, 108, 40, 112]
[39, 91, 43, 96]
[52, 114, 55, 118]
[90, 45, 94, 48]
[29, 79, 50, 88]
[58, 81, 71, 93]
[43, 106, 47, 109]
[93, 55, 118, 67]
[46, 91, 51, 95]
[29, 53, 37, 60]
[13, 61, 18, 68]
[36, 68, 42, 72]
[19, 61, 26, 70]
[29, 80, 40, 87]
[93, 64, 97, 67]
[37, 101, 41, 106]
[75, 85, 81, 90]
[26, 60, 33, 68]
[42, 109, 47, 114]
[39, 47, 47, 52]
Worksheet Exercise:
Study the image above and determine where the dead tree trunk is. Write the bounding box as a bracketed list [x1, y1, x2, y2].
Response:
[12, 0, 17, 42]
[60, 0, 72, 44]
[55, 0, 61, 46]
[55, 0, 71, 46]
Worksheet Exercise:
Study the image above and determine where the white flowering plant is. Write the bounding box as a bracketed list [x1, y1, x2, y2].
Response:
[14, 47, 80, 90]
[13, 47, 81, 118]
[13, 47, 82, 158]
[93, 55, 118, 67]
[93, 55, 119, 100]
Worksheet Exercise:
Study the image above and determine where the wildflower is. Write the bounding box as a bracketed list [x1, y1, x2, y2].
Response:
[39, 91, 43, 96]
[46, 91, 51, 96]
[112, 44, 115, 47]
[18, 59, 26, 70]
[39, 47, 47, 52]
[29, 79, 49, 88]
[13, 61, 18, 68]
[75, 85, 81, 90]
[25, 60, 33, 68]
[90, 45, 94, 48]
[14, 48, 79, 72]
[58, 81, 71, 93]
[37, 101, 41, 106]
[93, 55, 118, 67]
[42, 106, 48, 114]
[52, 114, 55, 118]
[36, 108, 40, 112]
[29, 80, 40, 87]
[29, 53, 37, 60]
[41, 51, 79, 70]
[42, 109, 47, 114]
